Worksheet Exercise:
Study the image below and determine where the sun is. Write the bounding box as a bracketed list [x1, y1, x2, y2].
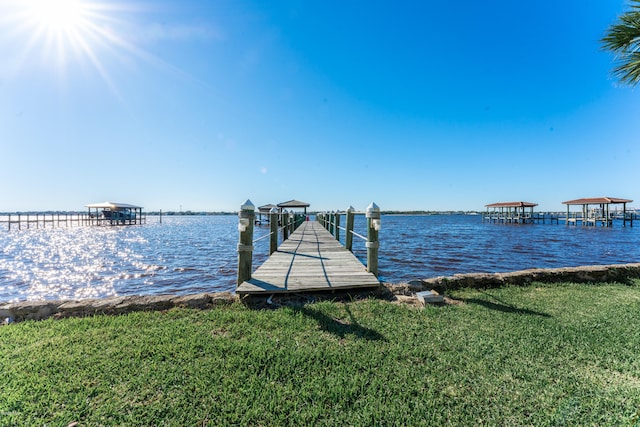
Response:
[26, 0, 88, 33]
[3, 0, 179, 97]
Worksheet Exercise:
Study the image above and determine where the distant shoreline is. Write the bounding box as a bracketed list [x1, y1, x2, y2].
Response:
[0, 210, 487, 216]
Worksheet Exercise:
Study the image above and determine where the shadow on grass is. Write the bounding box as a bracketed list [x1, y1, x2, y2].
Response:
[453, 291, 552, 318]
[293, 304, 386, 341]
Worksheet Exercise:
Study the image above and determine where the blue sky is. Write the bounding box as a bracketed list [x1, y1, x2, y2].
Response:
[1, 0, 639, 213]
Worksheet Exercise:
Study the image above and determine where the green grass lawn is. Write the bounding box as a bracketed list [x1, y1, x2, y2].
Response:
[1, 282, 640, 426]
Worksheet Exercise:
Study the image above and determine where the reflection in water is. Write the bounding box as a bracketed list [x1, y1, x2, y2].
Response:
[1, 215, 640, 303]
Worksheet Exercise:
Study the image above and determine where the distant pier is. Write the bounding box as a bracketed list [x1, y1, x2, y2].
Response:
[482, 201, 562, 224]
[1, 202, 146, 231]
[0, 213, 90, 231]
[483, 197, 636, 227]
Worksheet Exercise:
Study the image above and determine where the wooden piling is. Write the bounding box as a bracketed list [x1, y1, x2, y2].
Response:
[366, 202, 380, 277]
[269, 208, 278, 255]
[283, 211, 289, 241]
[236, 200, 255, 286]
[345, 206, 355, 252]
[329, 212, 335, 236]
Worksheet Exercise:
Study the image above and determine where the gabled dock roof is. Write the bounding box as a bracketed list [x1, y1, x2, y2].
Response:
[562, 197, 632, 205]
[277, 199, 310, 208]
[485, 201, 538, 208]
[257, 204, 277, 213]
[85, 202, 143, 209]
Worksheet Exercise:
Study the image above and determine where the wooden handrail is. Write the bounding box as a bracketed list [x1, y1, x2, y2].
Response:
[237, 201, 307, 284]
[316, 202, 380, 276]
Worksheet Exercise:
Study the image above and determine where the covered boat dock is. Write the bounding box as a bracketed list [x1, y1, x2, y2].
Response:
[256, 204, 276, 225]
[85, 202, 145, 226]
[277, 199, 310, 215]
[562, 197, 633, 227]
[483, 201, 539, 224]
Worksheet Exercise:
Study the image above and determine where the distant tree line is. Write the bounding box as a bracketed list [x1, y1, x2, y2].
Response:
[147, 211, 234, 216]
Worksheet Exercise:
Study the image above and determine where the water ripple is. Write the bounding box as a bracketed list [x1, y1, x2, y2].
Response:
[2, 214, 640, 303]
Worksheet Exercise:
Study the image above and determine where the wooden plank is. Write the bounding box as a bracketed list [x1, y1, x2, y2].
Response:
[236, 220, 379, 295]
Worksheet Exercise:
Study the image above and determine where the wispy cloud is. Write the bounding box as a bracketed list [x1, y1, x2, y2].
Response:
[136, 22, 225, 43]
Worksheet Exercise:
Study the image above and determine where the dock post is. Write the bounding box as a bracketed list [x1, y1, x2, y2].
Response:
[329, 211, 335, 236]
[345, 206, 355, 251]
[269, 208, 278, 255]
[366, 202, 380, 277]
[290, 211, 294, 234]
[7, 214, 10, 232]
[335, 211, 341, 241]
[237, 199, 255, 286]
[283, 210, 290, 241]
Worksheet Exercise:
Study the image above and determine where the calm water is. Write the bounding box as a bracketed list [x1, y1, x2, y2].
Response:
[1, 214, 639, 303]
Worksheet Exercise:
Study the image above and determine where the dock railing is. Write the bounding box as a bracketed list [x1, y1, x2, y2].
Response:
[236, 200, 306, 286]
[316, 202, 380, 277]
[0, 213, 90, 231]
[482, 211, 561, 225]
[1, 211, 148, 231]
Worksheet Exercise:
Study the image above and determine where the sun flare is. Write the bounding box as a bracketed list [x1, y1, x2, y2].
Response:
[4, 0, 180, 97]
[26, 0, 88, 33]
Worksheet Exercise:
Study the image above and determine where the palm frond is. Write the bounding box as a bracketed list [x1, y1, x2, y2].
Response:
[602, 1, 640, 86]
[612, 51, 640, 85]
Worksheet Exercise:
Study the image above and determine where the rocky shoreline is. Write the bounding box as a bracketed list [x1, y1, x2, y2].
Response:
[2, 263, 640, 324]
[387, 262, 640, 295]
[1, 292, 236, 324]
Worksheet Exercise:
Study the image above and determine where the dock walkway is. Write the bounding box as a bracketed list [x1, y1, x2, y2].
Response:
[236, 220, 380, 295]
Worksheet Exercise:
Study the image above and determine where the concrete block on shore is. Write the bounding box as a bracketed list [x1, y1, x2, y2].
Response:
[416, 290, 444, 304]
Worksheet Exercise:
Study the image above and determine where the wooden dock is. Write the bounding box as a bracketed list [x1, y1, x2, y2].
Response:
[236, 220, 380, 295]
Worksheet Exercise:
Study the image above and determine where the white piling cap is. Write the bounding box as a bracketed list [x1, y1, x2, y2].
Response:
[366, 202, 380, 218]
[366, 202, 380, 213]
[241, 199, 255, 211]
[269, 207, 278, 213]
[347, 206, 355, 212]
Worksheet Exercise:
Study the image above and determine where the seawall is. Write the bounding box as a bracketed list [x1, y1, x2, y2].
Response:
[3, 263, 640, 323]
[1, 292, 236, 324]
[387, 262, 640, 295]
